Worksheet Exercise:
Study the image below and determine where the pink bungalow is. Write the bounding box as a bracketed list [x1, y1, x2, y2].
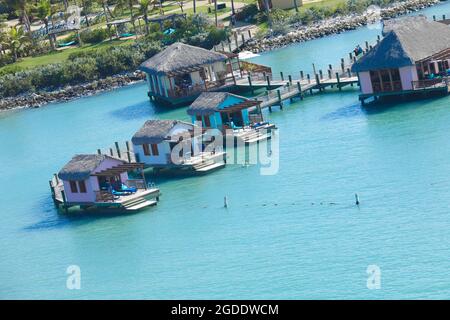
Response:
[53, 154, 160, 212]
[352, 16, 450, 104]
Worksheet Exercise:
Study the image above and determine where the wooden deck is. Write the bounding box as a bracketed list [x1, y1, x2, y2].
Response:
[49, 174, 160, 212]
[236, 71, 359, 111]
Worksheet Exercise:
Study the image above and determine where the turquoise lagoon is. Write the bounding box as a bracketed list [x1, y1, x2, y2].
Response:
[2, 3, 450, 299]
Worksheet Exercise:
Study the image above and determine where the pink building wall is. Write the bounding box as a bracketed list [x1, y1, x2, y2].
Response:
[63, 157, 127, 204]
[358, 71, 373, 94]
[399, 66, 418, 90]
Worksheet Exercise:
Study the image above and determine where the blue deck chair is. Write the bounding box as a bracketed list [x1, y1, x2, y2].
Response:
[121, 183, 137, 193]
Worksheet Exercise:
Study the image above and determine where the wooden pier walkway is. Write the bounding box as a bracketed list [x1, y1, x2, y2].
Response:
[235, 67, 359, 111]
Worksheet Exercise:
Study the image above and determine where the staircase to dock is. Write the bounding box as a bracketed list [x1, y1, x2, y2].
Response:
[122, 196, 157, 211]
[193, 159, 226, 172]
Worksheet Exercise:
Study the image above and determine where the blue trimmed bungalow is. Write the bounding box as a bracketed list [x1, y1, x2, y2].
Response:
[139, 42, 244, 106]
[187, 92, 276, 143]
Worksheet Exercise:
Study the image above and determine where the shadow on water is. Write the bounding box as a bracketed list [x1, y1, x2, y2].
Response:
[109, 100, 156, 121]
[321, 102, 363, 120]
[361, 94, 449, 115]
[24, 197, 148, 232]
[110, 99, 191, 121]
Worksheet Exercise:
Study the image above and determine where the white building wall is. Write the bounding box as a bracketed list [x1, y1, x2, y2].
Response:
[399, 65, 418, 90]
[135, 141, 171, 166]
[358, 71, 373, 94]
[191, 71, 203, 85]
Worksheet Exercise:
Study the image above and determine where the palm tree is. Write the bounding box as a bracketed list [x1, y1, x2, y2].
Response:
[35, 0, 55, 49]
[128, 0, 137, 33]
[193, 0, 196, 14]
[5, 0, 32, 35]
[214, 0, 218, 27]
[293, 0, 299, 13]
[262, 0, 272, 28]
[81, 0, 92, 27]
[114, 0, 128, 16]
[5, 26, 29, 62]
[138, 0, 150, 34]
[97, 0, 111, 24]
[230, 0, 235, 15]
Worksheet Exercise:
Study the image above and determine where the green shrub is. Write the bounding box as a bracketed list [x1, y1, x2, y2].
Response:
[62, 57, 98, 84]
[80, 28, 109, 44]
[236, 4, 259, 23]
[0, 72, 33, 97]
[30, 63, 65, 89]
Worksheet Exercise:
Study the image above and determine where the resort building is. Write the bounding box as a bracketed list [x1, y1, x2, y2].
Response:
[352, 16, 450, 104]
[54, 154, 159, 211]
[258, 0, 303, 10]
[131, 119, 226, 173]
[139, 42, 244, 106]
[187, 92, 276, 144]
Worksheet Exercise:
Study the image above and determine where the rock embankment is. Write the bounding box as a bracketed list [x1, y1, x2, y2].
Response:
[0, 71, 145, 111]
[244, 0, 441, 53]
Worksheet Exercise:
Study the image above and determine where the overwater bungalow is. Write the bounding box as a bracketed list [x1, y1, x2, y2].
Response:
[51, 154, 160, 212]
[352, 16, 450, 104]
[131, 119, 226, 173]
[187, 92, 276, 144]
[139, 42, 249, 106]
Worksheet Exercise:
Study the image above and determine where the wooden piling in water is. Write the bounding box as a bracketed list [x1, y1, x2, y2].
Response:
[307, 74, 311, 83]
[266, 75, 271, 89]
[341, 58, 345, 72]
[248, 75, 254, 94]
[297, 81, 303, 99]
[97, 149, 102, 155]
[288, 75, 292, 84]
[277, 89, 283, 109]
[115, 142, 121, 159]
[319, 70, 323, 80]
[336, 72, 341, 91]
[280, 71, 284, 81]
[300, 70, 304, 80]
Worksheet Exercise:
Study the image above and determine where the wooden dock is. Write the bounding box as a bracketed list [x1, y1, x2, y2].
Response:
[235, 66, 359, 111]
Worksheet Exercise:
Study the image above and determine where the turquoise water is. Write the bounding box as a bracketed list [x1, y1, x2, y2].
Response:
[2, 3, 450, 299]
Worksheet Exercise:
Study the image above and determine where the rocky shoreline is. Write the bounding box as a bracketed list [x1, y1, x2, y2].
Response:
[0, 0, 444, 112]
[0, 71, 146, 112]
[244, 0, 442, 53]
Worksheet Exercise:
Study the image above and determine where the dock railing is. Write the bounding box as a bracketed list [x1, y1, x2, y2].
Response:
[412, 78, 449, 90]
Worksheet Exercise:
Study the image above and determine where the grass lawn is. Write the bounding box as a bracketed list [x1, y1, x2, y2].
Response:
[302, 0, 347, 9]
[183, 5, 231, 17]
[0, 38, 134, 73]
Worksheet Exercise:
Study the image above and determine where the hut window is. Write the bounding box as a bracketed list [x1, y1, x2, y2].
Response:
[196, 115, 202, 123]
[78, 180, 87, 193]
[151, 144, 159, 156]
[143, 144, 151, 156]
[69, 181, 78, 193]
[204, 115, 211, 127]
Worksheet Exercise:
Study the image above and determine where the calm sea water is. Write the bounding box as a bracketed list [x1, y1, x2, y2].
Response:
[2, 3, 450, 299]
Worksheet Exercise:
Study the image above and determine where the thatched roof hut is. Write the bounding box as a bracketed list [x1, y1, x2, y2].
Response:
[352, 16, 450, 72]
[58, 154, 124, 181]
[131, 119, 195, 145]
[187, 92, 261, 116]
[139, 42, 228, 75]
